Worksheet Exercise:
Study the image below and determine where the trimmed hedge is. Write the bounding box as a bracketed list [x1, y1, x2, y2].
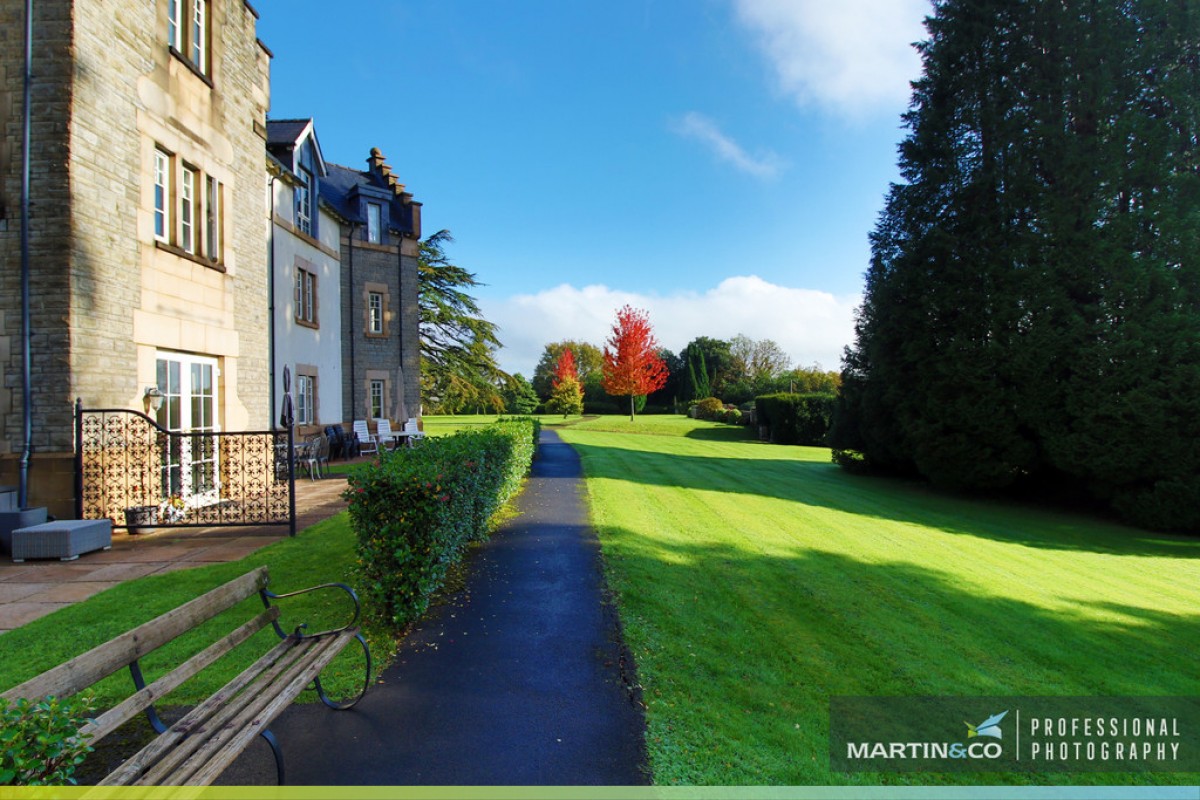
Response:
[345, 418, 537, 629]
[756, 392, 837, 446]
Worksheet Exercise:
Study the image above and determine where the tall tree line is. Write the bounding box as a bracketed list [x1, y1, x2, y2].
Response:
[832, 0, 1200, 530]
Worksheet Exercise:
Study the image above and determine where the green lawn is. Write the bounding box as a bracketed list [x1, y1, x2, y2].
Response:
[0, 514, 378, 709]
[558, 416, 1200, 786]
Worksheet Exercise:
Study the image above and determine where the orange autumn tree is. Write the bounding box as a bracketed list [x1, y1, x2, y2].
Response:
[601, 305, 668, 421]
[553, 348, 578, 388]
[547, 347, 584, 417]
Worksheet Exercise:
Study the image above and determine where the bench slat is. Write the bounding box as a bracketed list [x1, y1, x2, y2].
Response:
[99, 633, 306, 786]
[2, 567, 270, 703]
[129, 636, 327, 786]
[79, 606, 281, 745]
[165, 632, 355, 786]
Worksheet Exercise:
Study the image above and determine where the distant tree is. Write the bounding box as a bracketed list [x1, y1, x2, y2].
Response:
[681, 337, 732, 397]
[647, 347, 684, 408]
[546, 374, 584, 417]
[532, 341, 604, 399]
[602, 305, 669, 421]
[730, 334, 792, 385]
[500, 373, 540, 415]
[553, 348, 578, 388]
[689, 350, 711, 402]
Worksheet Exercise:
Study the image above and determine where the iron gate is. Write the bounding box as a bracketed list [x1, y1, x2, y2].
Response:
[74, 400, 296, 535]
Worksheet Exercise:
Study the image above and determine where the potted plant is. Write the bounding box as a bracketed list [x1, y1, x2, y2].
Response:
[159, 494, 187, 523]
[124, 505, 158, 533]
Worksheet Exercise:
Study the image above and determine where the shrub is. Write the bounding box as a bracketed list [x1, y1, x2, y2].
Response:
[345, 418, 536, 628]
[0, 695, 96, 786]
[724, 408, 742, 425]
[756, 392, 837, 445]
[694, 397, 726, 421]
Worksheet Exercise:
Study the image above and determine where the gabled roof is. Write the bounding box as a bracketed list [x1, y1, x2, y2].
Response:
[266, 118, 327, 176]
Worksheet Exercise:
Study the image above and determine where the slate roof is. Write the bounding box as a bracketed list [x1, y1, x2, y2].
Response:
[266, 118, 310, 147]
[320, 161, 417, 235]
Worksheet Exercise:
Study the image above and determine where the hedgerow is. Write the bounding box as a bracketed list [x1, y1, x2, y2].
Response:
[345, 418, 536, 629]
[756, 392, 837, 446]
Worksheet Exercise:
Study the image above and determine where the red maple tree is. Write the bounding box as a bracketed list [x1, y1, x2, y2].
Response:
[601, 305, 668, 421]
[552, 347, 578, 388]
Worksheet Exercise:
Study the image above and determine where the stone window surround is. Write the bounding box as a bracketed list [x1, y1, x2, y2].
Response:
[366, 372, 389, 421]
[363, 282, 390, 338]
[294, 258, 318, 329]
[167, 0, 212, 82]
[152, 143, 225, 271]
[295, 364, 319, 428]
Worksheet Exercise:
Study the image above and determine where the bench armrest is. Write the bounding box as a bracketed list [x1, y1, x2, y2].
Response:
[260, 582, 362, 640]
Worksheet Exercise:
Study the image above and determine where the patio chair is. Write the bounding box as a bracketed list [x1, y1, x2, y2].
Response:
[375, 418, 399, 449]
[297, 433, 328, 480]
[402, 418, 426, 446]
[325, 424, 358, 460]
[353, 420, 378, 456]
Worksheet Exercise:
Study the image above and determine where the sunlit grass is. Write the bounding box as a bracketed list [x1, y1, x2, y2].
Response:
[558, 418, 1200, 786]
[0, 514, 380, 709]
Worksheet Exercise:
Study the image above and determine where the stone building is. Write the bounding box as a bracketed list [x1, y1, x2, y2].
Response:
[266, 118, 344, 435]
[320, 149, 422, 426]
[0, 0, 271, 517]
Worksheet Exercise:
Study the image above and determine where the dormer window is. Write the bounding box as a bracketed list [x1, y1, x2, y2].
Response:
[296, 167, 313, 235]
[367, 202, 382, 244]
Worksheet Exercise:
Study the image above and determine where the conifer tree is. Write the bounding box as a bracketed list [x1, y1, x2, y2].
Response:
[833, 0, 1200, 530]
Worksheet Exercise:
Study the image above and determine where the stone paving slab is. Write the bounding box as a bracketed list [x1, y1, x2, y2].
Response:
[0, 470, 355, 633]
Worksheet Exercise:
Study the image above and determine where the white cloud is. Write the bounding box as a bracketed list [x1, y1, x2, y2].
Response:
[671, 112, 786, 179]
[483, 276, 860, 378]
[733, 0, 928, 120]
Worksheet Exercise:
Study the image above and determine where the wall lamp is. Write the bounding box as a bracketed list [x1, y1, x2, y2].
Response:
[143, 386, 165, 413]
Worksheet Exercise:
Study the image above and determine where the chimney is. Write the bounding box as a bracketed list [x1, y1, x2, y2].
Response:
[366, 147, 386, 174]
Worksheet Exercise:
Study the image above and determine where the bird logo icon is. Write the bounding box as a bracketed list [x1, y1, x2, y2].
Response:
[965, 710, 1008, 740]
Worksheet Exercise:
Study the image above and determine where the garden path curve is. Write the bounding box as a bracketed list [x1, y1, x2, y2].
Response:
[221, 428, 649, 785]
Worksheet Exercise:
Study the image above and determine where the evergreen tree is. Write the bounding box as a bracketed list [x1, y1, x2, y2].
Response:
[833, 0, 1200, 530]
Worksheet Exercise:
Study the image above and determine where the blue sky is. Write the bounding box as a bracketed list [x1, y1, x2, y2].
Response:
[256, 0, 930, 376]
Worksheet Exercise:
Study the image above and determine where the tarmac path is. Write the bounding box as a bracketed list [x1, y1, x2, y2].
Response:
[222, 428, 649, 785]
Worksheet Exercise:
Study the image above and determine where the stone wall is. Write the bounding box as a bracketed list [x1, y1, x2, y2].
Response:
[0, 0, 270, 516]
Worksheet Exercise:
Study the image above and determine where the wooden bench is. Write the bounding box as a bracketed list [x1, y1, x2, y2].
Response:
[0, 566, 370, 786]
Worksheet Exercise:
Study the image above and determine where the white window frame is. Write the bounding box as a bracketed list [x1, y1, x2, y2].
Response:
[367, 202, 381, 244]
[153, 149, 171, 243]
[296, 168, 312, 235]
[369, 379, 385, 421]
[167, 0, 182, 52]
[190, 0, 206, 73]
[205, 175, 222, 261]
[296, 374, 315, 426]
[156, 351, 221, 505]
[180, 165, 197, 254]
[368, 291, 383, 334]
[295, 267, 317, 325]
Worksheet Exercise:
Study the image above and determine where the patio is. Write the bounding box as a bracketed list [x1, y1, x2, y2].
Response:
[0, 468, 357, 633]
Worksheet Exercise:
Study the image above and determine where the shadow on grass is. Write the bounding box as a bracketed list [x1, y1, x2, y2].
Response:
[569, 440, 1200, 559]
[683, 425, 757, 443]
[603, 530, 1200, 784]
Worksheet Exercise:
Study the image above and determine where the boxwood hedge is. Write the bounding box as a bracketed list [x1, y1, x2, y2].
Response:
[345, 418, 537, 629]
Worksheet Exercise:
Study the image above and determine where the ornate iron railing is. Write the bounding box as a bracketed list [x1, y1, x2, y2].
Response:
[74, 400, 296, 535]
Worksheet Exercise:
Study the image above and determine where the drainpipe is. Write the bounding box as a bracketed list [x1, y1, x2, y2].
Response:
[396, 227, 404, 418]
[267, 175, 279, 428]
[347, 223, 356, 420]
[18, 0, 33, 509]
